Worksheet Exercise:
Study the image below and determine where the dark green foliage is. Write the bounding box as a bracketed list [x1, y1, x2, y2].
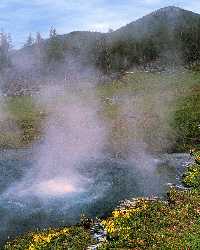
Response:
[175, 16, 200, 65]
[46, 27, 64, 64]
[93, 37, 159, 74]
[4, 7, 200, 79]
[171, 92, 200, 151]
[100, 188, 200, 249]
[183, 164, 200, 188]
[182, 161, 200, 188]
[0, 31, 12, 70]
[93, 36, 112, 74]
[4, 226, 92, 250]
[24, 33, 34, 48]
[99, 151, 200, 249]
[93, 7, 200, 73]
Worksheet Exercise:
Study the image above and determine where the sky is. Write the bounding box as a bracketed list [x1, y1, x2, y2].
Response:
[1, 0, 200, 48]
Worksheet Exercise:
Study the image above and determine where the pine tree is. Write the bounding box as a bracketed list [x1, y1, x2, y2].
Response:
[49, 27, 57, 39]
[46, 27, 64, 63]
[35, 32, 42, 45]
[35, 32, 44, 69]
[94, 36, 112, 74]
[24, 33, 34, 47]
[0, 30, 12, 69]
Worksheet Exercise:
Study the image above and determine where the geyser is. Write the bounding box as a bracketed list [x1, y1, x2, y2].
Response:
[28, 86, 106, 198]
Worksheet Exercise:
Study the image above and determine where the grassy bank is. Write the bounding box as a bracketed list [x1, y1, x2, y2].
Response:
[100, 189, 200, 249]
[0, 70, 199, 153]
[99, 151, 200, 249]
[4, 226, 93, 250]
[98, 70, 200, 153]
[0, 96, 44, 148]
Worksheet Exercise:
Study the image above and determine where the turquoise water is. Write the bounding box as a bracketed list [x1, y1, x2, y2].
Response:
[0, 149, 191, 246]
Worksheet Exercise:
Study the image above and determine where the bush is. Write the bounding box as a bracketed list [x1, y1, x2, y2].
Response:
[100, 189, 200, 249]
[172, 93, 200, 151]
[182, 164, 200, 188]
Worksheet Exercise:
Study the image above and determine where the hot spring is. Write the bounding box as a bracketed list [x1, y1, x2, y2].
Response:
[0, 147, 191, 246]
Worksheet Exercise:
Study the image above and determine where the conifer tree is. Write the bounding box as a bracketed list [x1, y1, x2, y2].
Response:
[0, 30, 12, 69]
[24, 33, 34, 47]
[46, 27, 64, 64]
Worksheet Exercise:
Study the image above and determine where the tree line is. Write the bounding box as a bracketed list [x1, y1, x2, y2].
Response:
[2, 18, 200, 74]
[0, 27, 66, 72]
[93, 17, 200, 73]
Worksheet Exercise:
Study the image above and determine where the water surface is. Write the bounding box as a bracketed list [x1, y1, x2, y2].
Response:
[0, 148, 191, 246]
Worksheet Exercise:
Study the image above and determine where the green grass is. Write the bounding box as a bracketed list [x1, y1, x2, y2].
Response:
[0, 70, 199, 152]
[100, 188, 200, 249]
[97, 70, 200, 153]
[182, 163, 200, 188]
[182, 151, 200, 188]
[0, 96, 45, 148]
[4, 226, 93, 250]
[5, 96, 40, 121]
[99, 151, 200, 249]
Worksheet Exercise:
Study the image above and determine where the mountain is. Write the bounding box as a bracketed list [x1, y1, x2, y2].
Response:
[103, 6, 200, 71]
[53, 6, 200, 45]
[15, 6, 200, 67]
[112, 6, 200, 39]
[2, 6, 200, 94]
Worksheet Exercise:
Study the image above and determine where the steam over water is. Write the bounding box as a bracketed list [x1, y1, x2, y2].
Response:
[0, 3, 199, 248]
[0, 83, 193, 246]
[0, 148, 190, 246]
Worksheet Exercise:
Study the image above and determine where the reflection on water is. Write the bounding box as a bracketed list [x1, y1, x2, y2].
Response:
[35, 179, 77, 196]
[0, 148, 191, 246]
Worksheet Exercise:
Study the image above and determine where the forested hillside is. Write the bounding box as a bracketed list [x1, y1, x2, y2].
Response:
[1, 7, 200, 94]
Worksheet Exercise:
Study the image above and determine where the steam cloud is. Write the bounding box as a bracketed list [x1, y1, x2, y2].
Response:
[4, 83, 106, 198]
[32, 86, 106, 196]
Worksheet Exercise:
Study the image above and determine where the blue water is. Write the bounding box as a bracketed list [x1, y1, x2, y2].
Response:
[0, 148, 191, 246]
